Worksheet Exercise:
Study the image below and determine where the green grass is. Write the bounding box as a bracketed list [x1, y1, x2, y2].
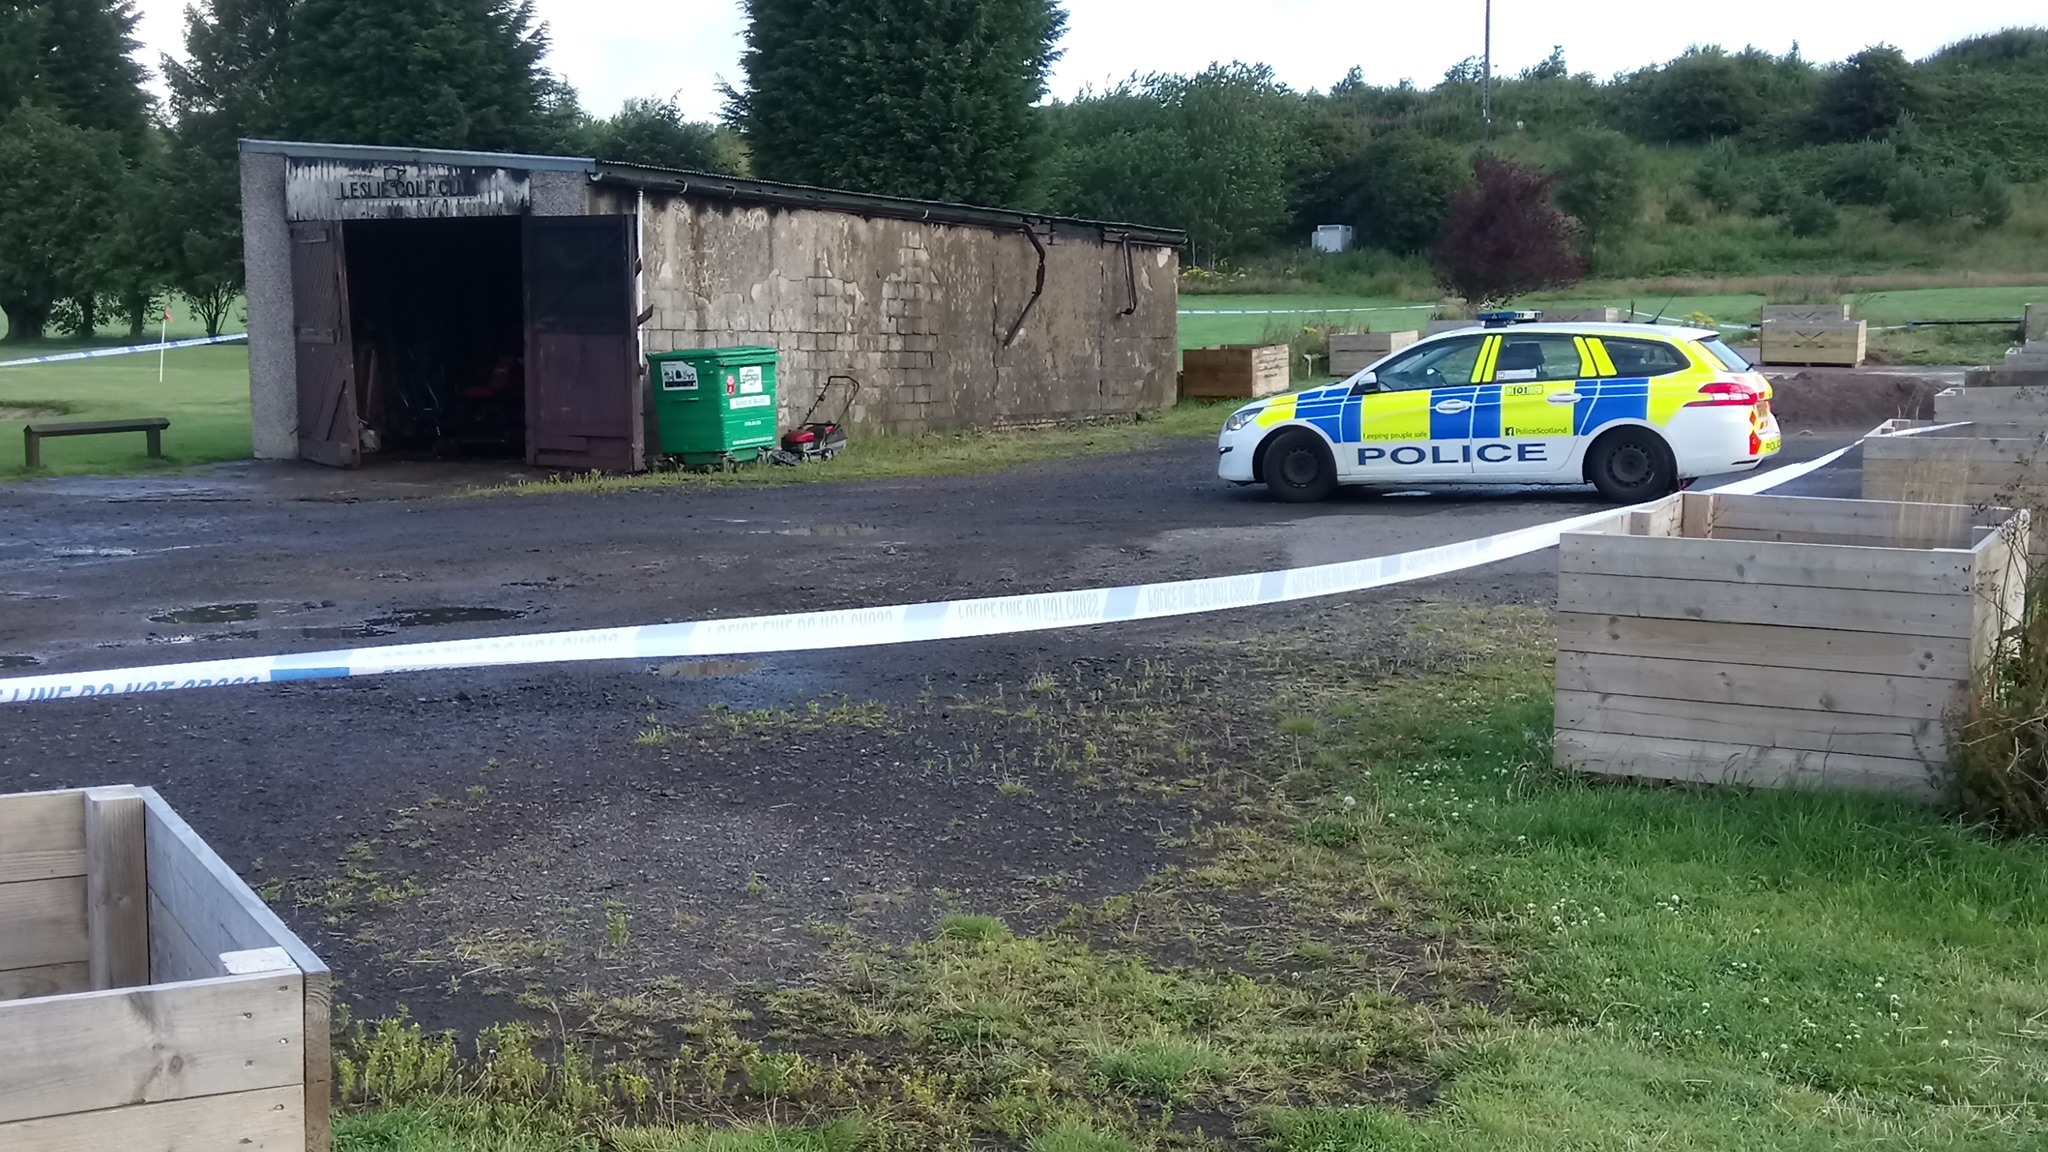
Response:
[491, 401, 1239, 496]
[1181, 283, 2048, 369]
[0, 342, 252, 477]
[334, 1102, 872, 1152]
[1178, 294, 1435, 350]
[1262, 608, 2048, 1151]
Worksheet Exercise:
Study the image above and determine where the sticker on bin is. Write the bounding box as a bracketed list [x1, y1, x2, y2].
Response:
[660, 362, 699, 391]
[731, 394, 775, 410]
[740, 366, 765, 394]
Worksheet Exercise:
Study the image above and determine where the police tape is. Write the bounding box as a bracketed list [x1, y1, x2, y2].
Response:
[0, 421, 1962, 706]
[0, 333, 249, 370]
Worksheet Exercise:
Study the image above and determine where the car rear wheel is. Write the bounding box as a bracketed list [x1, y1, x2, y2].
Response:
[1586, 428, 1677, 503]
[1262, 429, 1338, 503]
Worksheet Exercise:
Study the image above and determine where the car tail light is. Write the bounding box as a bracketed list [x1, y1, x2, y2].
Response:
[1686, 381, 1764, 408]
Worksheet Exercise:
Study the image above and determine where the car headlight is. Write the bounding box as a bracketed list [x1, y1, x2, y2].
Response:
[1223, 408, 1261, 433]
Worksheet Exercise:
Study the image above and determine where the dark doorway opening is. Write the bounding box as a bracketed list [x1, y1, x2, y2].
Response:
[343, 217, 526, 459]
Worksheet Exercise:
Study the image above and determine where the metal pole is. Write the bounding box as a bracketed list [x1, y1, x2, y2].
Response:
[1481, 0, 1493, 141]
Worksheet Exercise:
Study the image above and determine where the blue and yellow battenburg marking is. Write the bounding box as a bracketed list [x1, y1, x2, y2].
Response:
[1259, 380, 1653, 445]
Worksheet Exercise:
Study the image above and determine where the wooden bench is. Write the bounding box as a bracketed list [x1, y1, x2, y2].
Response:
[22, 418, 169, 467]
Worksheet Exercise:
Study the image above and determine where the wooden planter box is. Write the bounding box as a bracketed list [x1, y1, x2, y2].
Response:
[1556, 492, 2027, 798]
[1328, 330, 1418, 376]
[1864, 425, 2048, 566]
[1535, 306, 1623, 323]
[0, 786, 329, 1151]
[1180, 344, 1291, 399]
[1760, 318, 1866, 367]
[1937, 383, 2048, 426]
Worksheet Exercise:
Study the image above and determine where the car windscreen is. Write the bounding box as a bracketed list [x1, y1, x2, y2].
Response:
[1704, 339, 1753, 372]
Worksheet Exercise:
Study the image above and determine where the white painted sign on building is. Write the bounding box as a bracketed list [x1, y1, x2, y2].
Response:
[285, 158, 532, 221]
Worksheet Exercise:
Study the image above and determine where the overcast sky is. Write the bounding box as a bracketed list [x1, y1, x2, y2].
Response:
[129, 0, 2042, 122]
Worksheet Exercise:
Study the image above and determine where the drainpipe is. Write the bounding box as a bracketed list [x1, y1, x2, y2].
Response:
[1003, 224, 1048, 348]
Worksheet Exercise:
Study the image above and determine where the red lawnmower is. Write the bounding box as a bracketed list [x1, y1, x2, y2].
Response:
[774, 375, 859, 464]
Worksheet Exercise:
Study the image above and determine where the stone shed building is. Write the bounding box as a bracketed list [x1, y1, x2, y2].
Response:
[238, 139, 1183, 473]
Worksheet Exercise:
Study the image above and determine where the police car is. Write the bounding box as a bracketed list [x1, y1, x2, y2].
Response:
[1217, 313, 1781, 503]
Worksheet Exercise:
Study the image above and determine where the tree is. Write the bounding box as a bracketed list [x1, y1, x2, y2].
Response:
[1753, 164, 1795, 215]
[1964, 162, 2013, 228]
[1784, 191, 1840, 237]
[1631, 47, 1766, 142]
[34, 0, 151, 143]
[591, 97, 736, 172]
[730, 0, 1066, 205]
[1521, 46, 1569, 82]
[162, 0, 292, 152]
[1813, 45, 1919, 142]
[0, 103, 127, 341]
[1690, 140, 1747, 211]
[1319, 132, 1467, 255]
[1430, 157, 1584, 307]
[1823, 138, 1902, 205]
[158, 139, 243, 336]
[1553, 129, 1642, 245]
[1884, 165, 1962, 224]
[281, 0, 559, 151]
[1050, 65, 1311, 262]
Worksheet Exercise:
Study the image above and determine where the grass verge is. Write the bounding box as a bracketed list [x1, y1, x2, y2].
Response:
[483, 404, 1239, 496]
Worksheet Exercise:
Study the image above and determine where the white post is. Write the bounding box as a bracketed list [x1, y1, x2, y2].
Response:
[158, 306, 170, 383]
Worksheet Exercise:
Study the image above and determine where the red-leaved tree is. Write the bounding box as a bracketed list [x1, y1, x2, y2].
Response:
[1430, 157, 1586, 308]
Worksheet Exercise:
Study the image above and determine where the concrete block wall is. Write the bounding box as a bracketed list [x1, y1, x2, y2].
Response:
[621, 191, 1179, 435]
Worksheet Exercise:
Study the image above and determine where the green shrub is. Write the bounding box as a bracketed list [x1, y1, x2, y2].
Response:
[1822, 138, 1901, 206]
[1954, 563, 2048, 835]
[1964, 162, 2014, 227]
[1783, 192, 1840, 237]
[1690, 140, 1747, 211]
[1554, 128, 1645, 244]
[1661, 197, 1697, 226]
[1753, 164, 1795, 216]
[1884, 166, 1962, 223]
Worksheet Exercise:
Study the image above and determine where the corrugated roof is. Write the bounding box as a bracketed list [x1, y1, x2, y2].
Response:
[241, 139, 1186, 246]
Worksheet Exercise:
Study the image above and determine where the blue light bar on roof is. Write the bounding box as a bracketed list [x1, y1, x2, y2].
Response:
[1477, 310, 1542, 328]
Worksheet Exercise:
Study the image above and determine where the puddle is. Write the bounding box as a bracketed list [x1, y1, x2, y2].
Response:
[774, 523, 878, 537]
[367, 607, 530, 628]
[151, 603, 261, 625]
[0, 405, 67, 421]
[655, 659, 764, 679]
[53, 547, 137, 558]
[300, 625, 397, 641]
[0, 655, 39, 669]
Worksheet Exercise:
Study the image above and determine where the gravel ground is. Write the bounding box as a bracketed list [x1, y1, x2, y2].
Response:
[0, 426, 1867, 1024]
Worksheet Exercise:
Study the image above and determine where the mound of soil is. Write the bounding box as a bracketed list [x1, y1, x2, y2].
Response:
[1767, 370, 1939, 429]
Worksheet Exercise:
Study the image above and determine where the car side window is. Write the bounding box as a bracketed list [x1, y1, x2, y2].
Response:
[1494, 335, 1589, 383]
[1601, 338, 1690, 378]
[1374, 336, 1485, 392]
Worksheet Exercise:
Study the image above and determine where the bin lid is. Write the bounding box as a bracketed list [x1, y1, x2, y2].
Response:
[650, 345, 780, 367]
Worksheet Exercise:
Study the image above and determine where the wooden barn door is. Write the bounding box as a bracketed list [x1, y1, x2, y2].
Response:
[289, 221, 360, 467]
[522, 215, 644, 472]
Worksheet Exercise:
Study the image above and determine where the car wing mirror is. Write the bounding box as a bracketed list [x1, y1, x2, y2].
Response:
[1348, 372, 1378, 395]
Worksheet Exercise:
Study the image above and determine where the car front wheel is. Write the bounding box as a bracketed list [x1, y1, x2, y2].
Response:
[1585, 428, 1677, 503]
[1262, 429, 1338, 503]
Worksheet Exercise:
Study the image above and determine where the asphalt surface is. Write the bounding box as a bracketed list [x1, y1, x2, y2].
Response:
[0, 426, 1868, 1017]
